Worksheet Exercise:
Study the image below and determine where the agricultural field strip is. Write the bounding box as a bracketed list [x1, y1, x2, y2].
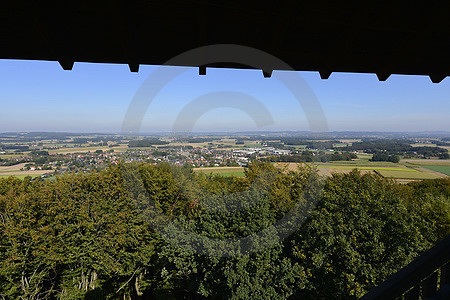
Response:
[194, 167, 244, 172]
[316, 166, 419, 171]
[0, 163, 28, 171]
[193, 167, 245, 177]
[0, 174, 41, 179]
[420, 165, 450, 176]
[404, 160, 450, 166]
[0, 170, 49, 174]
[316, 161, 397, 167]
[211, 172, 245, 177]
[376, 170, 440, 179]
[48, 146, 120, 153]
[0, 154, 23, 158]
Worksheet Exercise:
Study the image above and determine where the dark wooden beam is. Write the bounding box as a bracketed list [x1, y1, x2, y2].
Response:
[197, 2, 208, 47]
[429, 74, 447, 83]
[361, 235, 450, 300]
[58, 60, 74, 71]
[25, 1, 73, 70]
[109, 0, 139, 72]
[377, 3, 449, 82]
[262, 69, 272, 78]
[270, 0, 296, 56]
[128, 63, 139, 72]
[319, 70, 332, 79]
[320, 2, 375, 74]
[376, 73, 391, 81]
[1, 2, 448, 79]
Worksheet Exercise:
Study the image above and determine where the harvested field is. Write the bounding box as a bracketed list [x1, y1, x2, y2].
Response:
[49, 147, 113, 154]
[0, 163, 28, 172]
[0, 174, 42, 179]
[0, 163, 51, 177]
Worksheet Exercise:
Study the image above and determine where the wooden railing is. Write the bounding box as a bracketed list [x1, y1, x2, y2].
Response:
[361, 235, 450, 300]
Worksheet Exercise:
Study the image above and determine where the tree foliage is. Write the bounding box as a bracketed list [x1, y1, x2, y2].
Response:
[0, 163, 448, 299]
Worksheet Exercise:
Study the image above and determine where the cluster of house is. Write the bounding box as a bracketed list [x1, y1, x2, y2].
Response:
[233, 147, 291, 156]
[1, 145, 296, 177]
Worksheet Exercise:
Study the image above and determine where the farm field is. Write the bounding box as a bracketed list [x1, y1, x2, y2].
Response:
[339, 139, 361, 143]
[316, 165, 425, 179]
[376, 169, 440, 179]
[167, 138, 260, 149]
[127, 146, 157, 150]
[194, 167, 245, 177]
[168, 142, 211, 148]
[274, 161, 446, 181]
[0, 174, 42, 179]
[411, 143, 437, 147]
[318, 166, 417, 171]
[356, 153, 372, 160]
[403, 159, 450, 166]
[332, 143, 351, 147]
[242, 143, 261, 148]
[48, 147, 107, 153]
[0, 170, 49, 176]
[274, 163, 305, 171]
[0, 163, 52, 178]
[48, 146, 124, 154]
[274, 162, 397, 171]
[420, 165, 450, 176]
[0, 163, 27, 172]
[403, 159, 450, 177]
[316, 160, 399, 167]
[317, 168, 375, 177]
[0, 154, 23, 159]
[291, 145, 307, 149]
[274, 162, 374, 176]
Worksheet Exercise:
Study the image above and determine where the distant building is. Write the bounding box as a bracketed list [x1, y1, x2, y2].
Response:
[274, 149, 291, 155]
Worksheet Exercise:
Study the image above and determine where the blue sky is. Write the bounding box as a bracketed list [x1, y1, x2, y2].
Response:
[0, 59, 448, 133]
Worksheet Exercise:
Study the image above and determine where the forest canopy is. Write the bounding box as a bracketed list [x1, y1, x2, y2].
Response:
[0, 163, 448, 299]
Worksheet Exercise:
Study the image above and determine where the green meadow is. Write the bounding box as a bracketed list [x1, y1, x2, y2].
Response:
[421, 165, 450, 176]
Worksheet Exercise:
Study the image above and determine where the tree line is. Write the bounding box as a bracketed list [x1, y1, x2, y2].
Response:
[369, 152, 400, 163]
[128, 139, 169, 147]
[344, 140, 449, 159]
[264, 151, 357, 163]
